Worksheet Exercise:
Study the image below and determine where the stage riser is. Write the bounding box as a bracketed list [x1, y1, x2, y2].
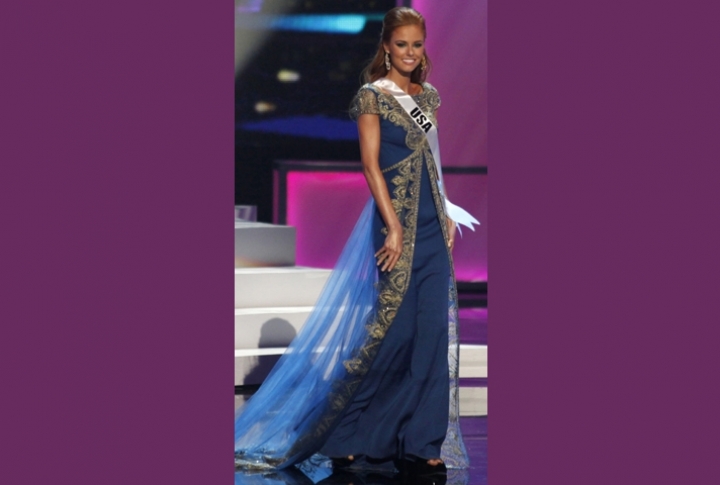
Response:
[234, 345, 487, 385]
[235, 352, 283, 387]
[235, 267, 331, 308]
[235, 222, 296, 268]
[234, 307, 312, 349]
[234, 387, 487, 417]
[458, 344, 487, 379]
[459, 387, 488, 417]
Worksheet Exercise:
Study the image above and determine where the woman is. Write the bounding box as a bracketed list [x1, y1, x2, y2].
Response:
[235, 7, 476, 474]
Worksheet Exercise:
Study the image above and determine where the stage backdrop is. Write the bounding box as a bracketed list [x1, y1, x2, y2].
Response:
[413, 0, 488, 169]
[281, 165, 487, 282]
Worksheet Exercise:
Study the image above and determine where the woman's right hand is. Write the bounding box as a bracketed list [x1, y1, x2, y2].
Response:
[375, 226, 403, 272]
[357, 111, 404, 273]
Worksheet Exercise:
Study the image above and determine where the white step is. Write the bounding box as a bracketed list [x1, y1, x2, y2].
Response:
[235, 267, 331, 309]
[234, 353, 487, 417]
[458, 344, 487, 379]
[459, 386, 488, 417]
[234, 344, 487, 384]
[234, 307, 312, 349]
[234, 347, 286, 386]
[235, 387, 487, 417]
[235, 222, 296, 268]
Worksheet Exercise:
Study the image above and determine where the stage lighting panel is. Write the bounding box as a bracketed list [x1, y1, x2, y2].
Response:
[236, 1, 398, 149]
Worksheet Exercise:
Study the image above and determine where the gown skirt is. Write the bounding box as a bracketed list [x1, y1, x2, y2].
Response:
[320, 158, 450, 462]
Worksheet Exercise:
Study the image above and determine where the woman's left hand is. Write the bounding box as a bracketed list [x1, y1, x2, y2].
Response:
[447, 218, 456, 251]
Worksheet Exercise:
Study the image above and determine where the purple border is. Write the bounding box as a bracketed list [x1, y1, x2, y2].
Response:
[491, 0, 720, 483]
[1, 1, 233, 482]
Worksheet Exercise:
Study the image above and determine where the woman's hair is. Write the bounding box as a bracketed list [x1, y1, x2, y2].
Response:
[361, 7, 432, 85]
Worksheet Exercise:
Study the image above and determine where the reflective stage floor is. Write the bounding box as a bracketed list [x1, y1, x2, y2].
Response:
[234, 416, 486, 485]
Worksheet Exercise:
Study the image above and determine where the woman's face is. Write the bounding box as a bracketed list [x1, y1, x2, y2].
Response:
[384, 24, 425, 76]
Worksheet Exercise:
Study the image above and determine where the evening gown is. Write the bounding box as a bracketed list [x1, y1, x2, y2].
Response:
[234, 82, 468, 470]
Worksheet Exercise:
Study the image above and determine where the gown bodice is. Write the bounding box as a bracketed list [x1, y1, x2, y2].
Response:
[349, 82, 441, 173]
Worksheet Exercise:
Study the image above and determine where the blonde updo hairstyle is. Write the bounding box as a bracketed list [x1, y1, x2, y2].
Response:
[362, 7, 432, 84]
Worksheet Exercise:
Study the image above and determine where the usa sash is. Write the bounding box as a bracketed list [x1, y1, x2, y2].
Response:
[373, 78, 480, 234]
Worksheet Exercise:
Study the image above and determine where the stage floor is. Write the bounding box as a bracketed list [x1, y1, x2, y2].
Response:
[233, 416, 486, 484]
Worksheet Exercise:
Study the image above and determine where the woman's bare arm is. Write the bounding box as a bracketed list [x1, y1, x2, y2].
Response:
[357, 113, 403, 272]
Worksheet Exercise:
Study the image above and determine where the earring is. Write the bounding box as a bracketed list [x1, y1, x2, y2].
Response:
[421, 56, 427, 71]
[384, 52, 391, 71]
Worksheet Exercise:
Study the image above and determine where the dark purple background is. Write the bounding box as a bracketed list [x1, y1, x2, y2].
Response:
[0, 1, 233, 482]
[1, 1, 720, 484]
[489, 1, 720, 483]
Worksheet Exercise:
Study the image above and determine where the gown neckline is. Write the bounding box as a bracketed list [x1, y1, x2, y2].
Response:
[375, 82, 426, 98]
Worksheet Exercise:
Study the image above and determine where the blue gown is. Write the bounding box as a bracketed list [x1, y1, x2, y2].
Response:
[234, 82, 468, 471]
[321, 83, 452, 462]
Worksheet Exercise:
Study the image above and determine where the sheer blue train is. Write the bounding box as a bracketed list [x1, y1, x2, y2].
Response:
[235, 200, 379, 469]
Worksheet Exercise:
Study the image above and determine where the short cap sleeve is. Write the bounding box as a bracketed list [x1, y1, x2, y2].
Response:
[423, 82, 441, 112]
[349, 85, 380, 121]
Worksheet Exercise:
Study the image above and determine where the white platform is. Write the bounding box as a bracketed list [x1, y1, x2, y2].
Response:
[235, 267, 331, 308]
[459, 387, 488, 416]
[235, 387, 487, 417]
[235, 222, 296, 268]
[458, 343, 488, 379]
[234, 345, 488, 416]
[234, 344, 487, 385]
[235, 306, 312, 349]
